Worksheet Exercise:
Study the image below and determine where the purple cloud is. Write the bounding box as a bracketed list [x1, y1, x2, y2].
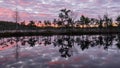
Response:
[0, 0, 119, 22]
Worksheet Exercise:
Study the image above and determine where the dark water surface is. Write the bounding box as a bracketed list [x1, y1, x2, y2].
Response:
[0, 34, 120, 68]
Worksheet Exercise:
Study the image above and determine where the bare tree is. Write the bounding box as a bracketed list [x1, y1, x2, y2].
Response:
[13, 8, 20, 30]
[13, 6, 20, 61]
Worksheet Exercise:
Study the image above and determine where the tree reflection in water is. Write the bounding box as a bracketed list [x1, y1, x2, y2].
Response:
[55, 36, 74, 58]
[0, 34, 120, 59]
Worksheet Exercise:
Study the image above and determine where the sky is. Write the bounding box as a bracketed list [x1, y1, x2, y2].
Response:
[0, 0, 120, 22]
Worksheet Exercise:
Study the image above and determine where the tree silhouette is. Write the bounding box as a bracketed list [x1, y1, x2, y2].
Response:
[39, 21, 42, 23]
[98, 16, 104, 28]
[58, 8, 75, 27]
[85, 17, 91, 27]
[43, 20, 51, 27]
[90, 18, 95, 26]
[20, 21, 25, 25]
[116, 15, 120, 27]
[103, 15, 113, 27]
[27, 21, 36, 27]
[13, 8, 20, 30]
[80, 15, 86, 28]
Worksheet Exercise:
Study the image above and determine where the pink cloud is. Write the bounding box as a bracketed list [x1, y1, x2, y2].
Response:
[39, 13, 52, 17]
[18, 0, 33, 6]
[0, 0, 119, 21]
[0, 7, 13, 17]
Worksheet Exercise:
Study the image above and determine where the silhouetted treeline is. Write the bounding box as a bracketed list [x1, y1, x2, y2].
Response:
[1, 8, 120, 32]
[0, 21, 40, 30]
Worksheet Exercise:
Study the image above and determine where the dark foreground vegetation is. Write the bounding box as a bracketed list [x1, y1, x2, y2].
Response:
[0, 27, 120, 37]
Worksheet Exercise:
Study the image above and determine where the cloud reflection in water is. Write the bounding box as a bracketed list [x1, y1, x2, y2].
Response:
[0, 34, 120, 68]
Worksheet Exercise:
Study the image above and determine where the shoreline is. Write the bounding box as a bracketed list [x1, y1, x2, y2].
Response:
[0, 29, 120, 37]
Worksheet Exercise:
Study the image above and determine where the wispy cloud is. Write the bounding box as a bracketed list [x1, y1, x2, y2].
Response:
[0, 0, 119, 21]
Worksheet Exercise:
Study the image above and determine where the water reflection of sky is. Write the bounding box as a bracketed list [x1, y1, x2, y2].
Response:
[0, 35, 120, 68]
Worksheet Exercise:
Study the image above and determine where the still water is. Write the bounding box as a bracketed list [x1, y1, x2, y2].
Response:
[0, 34, 120, 68]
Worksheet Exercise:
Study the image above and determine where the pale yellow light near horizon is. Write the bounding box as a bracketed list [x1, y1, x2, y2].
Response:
[23, 21, 119, 28]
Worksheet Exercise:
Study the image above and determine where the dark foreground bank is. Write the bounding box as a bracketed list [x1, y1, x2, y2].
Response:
[0, 27, 120, 37]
